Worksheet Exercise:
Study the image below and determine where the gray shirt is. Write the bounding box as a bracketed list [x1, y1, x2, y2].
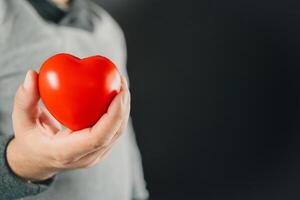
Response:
[0, 0, 148, 199]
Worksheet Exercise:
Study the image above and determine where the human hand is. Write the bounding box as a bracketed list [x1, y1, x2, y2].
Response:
[6, 70, 130, 181]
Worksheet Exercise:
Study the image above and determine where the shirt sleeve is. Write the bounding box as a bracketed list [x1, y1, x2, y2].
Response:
[127, 119, 149, 200]
[0, 135, 54, 200]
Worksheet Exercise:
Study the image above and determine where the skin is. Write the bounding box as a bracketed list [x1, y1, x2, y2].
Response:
[52, 0, 69, 8]
[6, 70, 131, 181]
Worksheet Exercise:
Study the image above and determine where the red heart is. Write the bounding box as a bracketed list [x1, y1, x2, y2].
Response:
[38, 53, 121, 131]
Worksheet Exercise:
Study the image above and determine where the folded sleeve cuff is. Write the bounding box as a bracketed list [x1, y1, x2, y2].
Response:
[0, 135, 54, 199]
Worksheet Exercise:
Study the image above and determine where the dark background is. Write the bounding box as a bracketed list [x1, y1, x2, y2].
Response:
[95, 0, 300, 199]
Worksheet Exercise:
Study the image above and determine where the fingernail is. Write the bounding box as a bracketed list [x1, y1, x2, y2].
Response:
[23, 71, 31, 90]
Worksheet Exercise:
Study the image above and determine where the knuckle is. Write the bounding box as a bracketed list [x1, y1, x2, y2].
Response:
[116, 129, 123, 137]
[90, 137, 102, 149]
[91, 141, 101, 150]
[91, 139, 108, 150]
[101, 140, 111, 149]
[114, 111, 124, 123]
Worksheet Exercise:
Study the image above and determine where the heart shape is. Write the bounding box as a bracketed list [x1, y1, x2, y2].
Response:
[38, 53, 121, 131]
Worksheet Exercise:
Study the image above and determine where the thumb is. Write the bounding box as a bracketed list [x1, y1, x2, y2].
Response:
[13, 70, 40, 133]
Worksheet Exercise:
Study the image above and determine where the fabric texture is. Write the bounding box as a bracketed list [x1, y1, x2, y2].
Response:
[0, 0, 148, 199]
[0, 135, 54, 200]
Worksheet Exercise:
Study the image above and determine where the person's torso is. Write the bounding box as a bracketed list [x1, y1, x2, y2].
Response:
[0, 1, 133, 199]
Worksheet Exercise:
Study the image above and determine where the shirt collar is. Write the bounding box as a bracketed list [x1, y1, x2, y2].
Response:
[26, 0, 94, 32]
[26, 0, 68, 23]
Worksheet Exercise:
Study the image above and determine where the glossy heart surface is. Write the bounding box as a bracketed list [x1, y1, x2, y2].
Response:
[39, 53, 121, 131]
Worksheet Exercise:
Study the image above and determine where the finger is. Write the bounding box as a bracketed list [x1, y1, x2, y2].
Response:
[66, 127, 124, 169]
[117, 88, 131, 135]
[87, 138, 117, 167]
[59, 103, 128, 163]
[91, 76, 129, 138]
[13, 70, 40, 133]
[61, 148, 104, 169]
[51, 77, 130, 160]
[79, 112, 128, 167]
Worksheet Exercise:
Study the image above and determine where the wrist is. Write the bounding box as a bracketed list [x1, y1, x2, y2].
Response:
[6, 138, 57, 182]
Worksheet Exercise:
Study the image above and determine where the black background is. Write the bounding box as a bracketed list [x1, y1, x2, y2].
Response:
[96, 0, 300, 199]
